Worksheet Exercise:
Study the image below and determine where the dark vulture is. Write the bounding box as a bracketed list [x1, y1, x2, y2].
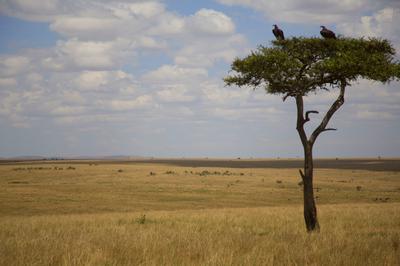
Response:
[320, 26, 336, 39]
[272, 24, 285, 40]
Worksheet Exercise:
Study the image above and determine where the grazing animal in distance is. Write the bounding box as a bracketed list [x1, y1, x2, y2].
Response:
[272, 24, 285, 40]
[320, 26, 336, 39]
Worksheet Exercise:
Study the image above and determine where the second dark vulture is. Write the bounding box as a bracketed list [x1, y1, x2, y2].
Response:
[320, 26, 336, 39]
[272, 24, 285, 40]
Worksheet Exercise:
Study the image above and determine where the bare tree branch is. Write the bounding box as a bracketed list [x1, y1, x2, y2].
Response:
[321, 128, 337, 132]
[282, 93, 292, 102]
[299, 169, 305, 180]
[305, 110, 319, 122]
[295, 95, 308, 148]
[309, 80, 346, 145]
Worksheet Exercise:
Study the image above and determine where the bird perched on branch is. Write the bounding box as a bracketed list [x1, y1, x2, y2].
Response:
[320, 26, 336, 39]
[272, 24, 285, 40]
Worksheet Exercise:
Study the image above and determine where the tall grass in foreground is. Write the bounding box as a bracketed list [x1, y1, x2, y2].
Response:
[1, 203, 399, 266]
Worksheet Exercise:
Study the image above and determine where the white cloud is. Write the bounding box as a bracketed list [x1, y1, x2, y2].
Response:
[50, 105, 87, 116]
[50, 17, 118, 39]
[202, 83, 250, 105]
[0, 65, 150, 127]
[25, 72, 43, 83]
[216, 0, 400, 56]
[75, 71, 110, 90]
[2, 1, 247, 74]
[186, 9, 235, 35]
[0, 91, 31, 127]
[156, 86, 195, 103]
[0, 78, 17, 88]
[338, 7, 400, 51]
[147, 14, 185, 35]
[0, 0, 60, 21]
[62, 90, 85, 105]
[48, 2, 181, 41]
[356, 110, 395, 120]
[57, 38, 132, 69]
[210, 107, 242, 120]
[41, 56, 64, 71]
[216, 0, 376, 24]
[12, 0, 58, 13]
[109, 95, 154, 111]
[124, 1, 165, 18]
[0, 55, 30, 77]
[69, 69, 137, 94]
[209, 106, 283, 120]
[0, 0, 165, 22]
[173, 34, 247, 68]
[142, 65, 208, 83]
[54, 114, 126, 126]
[135, 36, 167, 49]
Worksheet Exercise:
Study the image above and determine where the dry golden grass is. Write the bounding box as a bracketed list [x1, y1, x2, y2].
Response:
[1, 205, 399, 265]
[0, 161, 399, 265]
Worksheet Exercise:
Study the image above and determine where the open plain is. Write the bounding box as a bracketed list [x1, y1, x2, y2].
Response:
[1, 158, 399, 265]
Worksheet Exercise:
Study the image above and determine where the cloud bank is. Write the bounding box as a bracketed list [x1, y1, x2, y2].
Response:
[0, 0, 399, 157]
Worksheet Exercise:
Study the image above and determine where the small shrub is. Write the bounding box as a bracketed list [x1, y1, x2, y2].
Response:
[136, 214, 146, 224]
[117, 169, 123, 173]
[276, 180, 282, 184]
[374, 197, 390, 202]
[199, 170, 211, 176]
[165, 171, 175, 175]
[356, 186, 362, 191]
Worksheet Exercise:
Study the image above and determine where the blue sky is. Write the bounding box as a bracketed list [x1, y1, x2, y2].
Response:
[0, 0, 399, 158]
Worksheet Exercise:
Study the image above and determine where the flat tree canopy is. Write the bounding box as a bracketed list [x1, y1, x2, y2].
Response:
[224, 37, 399, 231]
[225, 37, 399, 97]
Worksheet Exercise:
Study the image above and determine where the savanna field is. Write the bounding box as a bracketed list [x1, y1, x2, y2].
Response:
[0, 159, 400, 265]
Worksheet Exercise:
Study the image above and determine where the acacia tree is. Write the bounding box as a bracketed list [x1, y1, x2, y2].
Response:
[224, 37, 399, 232]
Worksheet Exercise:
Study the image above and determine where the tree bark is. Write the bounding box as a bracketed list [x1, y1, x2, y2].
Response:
[302, 145, 320, 232]
[295, 95, 320, 232]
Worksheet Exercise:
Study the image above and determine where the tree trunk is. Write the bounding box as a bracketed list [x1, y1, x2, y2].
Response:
[302, 144, 320, 232]
[295, 95, 320, 232]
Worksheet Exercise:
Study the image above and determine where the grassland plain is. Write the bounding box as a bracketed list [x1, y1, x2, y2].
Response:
[0, 159, 400, 265]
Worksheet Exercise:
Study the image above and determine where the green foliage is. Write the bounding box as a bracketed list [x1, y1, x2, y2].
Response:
[224, 37, 400, 96]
